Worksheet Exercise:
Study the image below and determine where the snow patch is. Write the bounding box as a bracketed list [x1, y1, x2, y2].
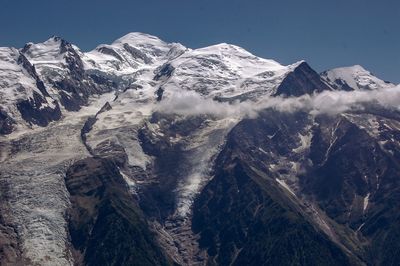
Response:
[363, 193, 370, 212]
[292, 131, 312, 153]
[276, 178, 296, 197]
[258, 147, 268, 154]
[119, 169, 137, 194]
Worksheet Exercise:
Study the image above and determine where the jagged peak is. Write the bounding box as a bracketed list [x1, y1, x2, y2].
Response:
[288, 60, 307, 69]
[275, 60, 332, 96]
[49, 35, 63, 42]
[20, 35, 76, 57]
[40, 35, 72, 48]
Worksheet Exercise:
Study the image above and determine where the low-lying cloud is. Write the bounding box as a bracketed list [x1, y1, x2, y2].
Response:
[156, 85, 400, 118]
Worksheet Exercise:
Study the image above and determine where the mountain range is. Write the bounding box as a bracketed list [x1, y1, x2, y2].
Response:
[0, 32, 399, 265]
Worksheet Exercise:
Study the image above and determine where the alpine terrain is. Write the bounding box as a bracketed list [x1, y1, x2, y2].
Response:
[0, 32, 399, 266]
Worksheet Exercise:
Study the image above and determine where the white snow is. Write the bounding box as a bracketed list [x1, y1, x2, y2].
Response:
[174, 117, 240, 218]
[81, 32, 301, 106]
[23, 37, 65, 65]
[161, 43, 300, 100]
[119, 168, 137, 194]
[276, 178, 296, 197]
[22, 37, 72, 91]
[0, 47, 42, 119]
[83, 32, 186, 78]
[0, 92, 114, 265]
[2, 32, 399, 264]
[363, 193, 370, 212]
[322, 65, 395, 91]
[292, 131, 313, 153]
[356, 222, 365, 232]
[85, 95, 154, 170]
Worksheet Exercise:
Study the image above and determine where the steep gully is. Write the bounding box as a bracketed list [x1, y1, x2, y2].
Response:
[77, 92, 212, 265]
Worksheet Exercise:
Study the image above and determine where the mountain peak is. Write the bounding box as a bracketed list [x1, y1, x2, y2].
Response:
[274, 60, 332, 96]
[112, 32, 167, 46]
[20, 35, 75, 57]
[195, 42, 253, 55]
[321, 65, 394, 91]
[330, 64, 369, 75]
[49, 35, 63, 42]
[42, 35, 73, 48]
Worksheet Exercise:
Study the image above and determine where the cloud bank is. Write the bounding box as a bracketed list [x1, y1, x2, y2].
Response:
[156, 85, 400, 118]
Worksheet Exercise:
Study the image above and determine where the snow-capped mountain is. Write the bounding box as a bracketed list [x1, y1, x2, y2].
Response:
[84, 32, 186, 75]
[321, 64, 395, 91]
[0, 32, 335, 135]
[0, 33, 399, 266]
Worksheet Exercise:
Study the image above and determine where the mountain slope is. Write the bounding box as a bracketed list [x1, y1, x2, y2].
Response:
[66, 157, 172, 266]
[0, 33, 399, 266]
[321, 65, 395, 91]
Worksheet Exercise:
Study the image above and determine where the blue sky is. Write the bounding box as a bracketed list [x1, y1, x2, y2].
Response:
[1, 0, 399, 82]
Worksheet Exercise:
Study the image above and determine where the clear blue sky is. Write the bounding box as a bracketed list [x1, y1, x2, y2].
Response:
[1, 0, 399, 83]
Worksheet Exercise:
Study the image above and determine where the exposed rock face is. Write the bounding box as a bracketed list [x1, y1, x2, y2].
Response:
[97, 46, 125, 62]
[0, 185, 27, 266]
[123, 43, 153, 64]
[192, 161, 352, 266]
[302, 110, 400, 265]
[66, 157, 171, 266]
[16, 91, 61, 127]
[275, 62, 332, 96]
[188, 111, 355, 265]
[1, 33, 400, 266]
[0, 110, 15, 135]
[14, 53, 62, 127]
[17, 53, 50, 97]
[188, 107, 400, 265]
[154, 63, 175, 81]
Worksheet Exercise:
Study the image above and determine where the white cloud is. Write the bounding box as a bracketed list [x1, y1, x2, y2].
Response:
[156, 86, 400, 118]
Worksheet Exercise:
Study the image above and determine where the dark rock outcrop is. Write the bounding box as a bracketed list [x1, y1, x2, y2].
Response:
[20, 38, 116, 114]
[275, 62, 332, 96]
[17, 53, 50, 97]
[192, 160, 352, 266]
[155, 87, 164, 101]
[0, 110, 15, 135]
[302, 111, 400, 265]
[16, 91, 61, 127]
[190, 110, 358, 265]
[97, 46, 124, 61]
[154, 63, 175, 81]
[60, 39, 86, 79]
[65, 157, 172, 266]
[123, 43, 152, 64]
